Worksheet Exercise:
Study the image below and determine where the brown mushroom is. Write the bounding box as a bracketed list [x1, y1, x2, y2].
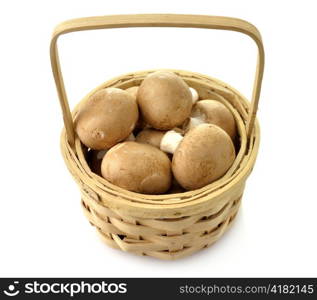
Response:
[87, 133, 135, 175]
[75, 88, 138, 150]
[172, 124, 236, 190]
[134, 127, 185, 154]
[137, 71, 192, 130]
[101, 142, 172, 194]
[184, 100, 237, 140]
[135, 129, 165, 149]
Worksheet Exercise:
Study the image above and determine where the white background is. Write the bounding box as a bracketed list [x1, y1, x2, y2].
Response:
[1, 0, 316, 277]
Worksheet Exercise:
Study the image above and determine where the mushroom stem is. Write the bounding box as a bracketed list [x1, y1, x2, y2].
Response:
[184, 116, 205, 132]
[189, 87, 199, 104]
[160, 130, 183, 154]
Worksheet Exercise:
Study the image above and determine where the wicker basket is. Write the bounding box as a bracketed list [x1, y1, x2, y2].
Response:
[50, 14, 264, 260]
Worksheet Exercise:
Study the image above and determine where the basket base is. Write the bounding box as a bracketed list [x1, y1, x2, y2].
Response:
[82, 195, 241, 260]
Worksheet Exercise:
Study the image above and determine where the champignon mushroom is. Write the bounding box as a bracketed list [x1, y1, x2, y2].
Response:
[135, 129, 165, 149]
[101, 142, 172, 194]
[126, 86, 139, 100]
[134, 127, 185, 154]
[75, 88, 139, 150]
[172, 124, 236, 190]
[87, 133, 135, 175]
[189, 87, 199, 104]
[183, 100, 237, 140]
[137, 71, 192, 130]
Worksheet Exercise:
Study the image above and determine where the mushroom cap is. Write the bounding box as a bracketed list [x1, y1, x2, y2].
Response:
[75, 88, 139, 150]
[172, 124, 236, 190]
[137, 71, 192, 130]
[126, 86, 139, 100]
[135, 129, 165, 149]
[191, 100, 237, 139]
[101, 142, 172, 194]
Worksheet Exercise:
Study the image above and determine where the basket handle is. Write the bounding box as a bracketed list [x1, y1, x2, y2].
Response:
[50, 14, 264, 146]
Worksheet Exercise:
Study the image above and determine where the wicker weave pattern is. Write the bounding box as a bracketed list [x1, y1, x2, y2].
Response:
[82, 191, 241, 260]
[60, 70, 260, 260]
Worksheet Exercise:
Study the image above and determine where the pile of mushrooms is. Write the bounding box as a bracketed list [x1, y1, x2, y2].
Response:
[75, 71, 237, 194]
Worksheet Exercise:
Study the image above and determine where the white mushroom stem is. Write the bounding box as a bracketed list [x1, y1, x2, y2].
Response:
[189, 87, 199, 104]
[125, 133, 136, 141]
[160, 130, 183, 154]
[184, 116, 206, 131]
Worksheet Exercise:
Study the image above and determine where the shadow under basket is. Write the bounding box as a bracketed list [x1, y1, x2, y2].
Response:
[51, 15, 264, 260]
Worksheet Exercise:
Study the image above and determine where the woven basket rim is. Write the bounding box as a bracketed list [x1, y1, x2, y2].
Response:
[61, 69, 260, 217]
